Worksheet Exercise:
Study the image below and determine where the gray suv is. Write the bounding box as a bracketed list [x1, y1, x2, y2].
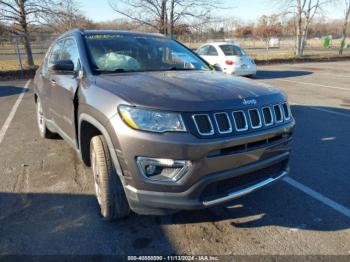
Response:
[33, 29, 295, 220]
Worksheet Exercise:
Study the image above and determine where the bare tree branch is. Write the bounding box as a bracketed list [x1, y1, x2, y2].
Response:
[108, 0, 226, 36]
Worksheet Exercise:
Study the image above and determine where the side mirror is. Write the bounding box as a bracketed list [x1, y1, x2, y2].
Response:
[212, 64, 222, 72]
[49, 60, 74, 74]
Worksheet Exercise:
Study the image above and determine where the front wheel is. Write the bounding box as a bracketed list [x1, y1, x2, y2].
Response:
[90, 135, 130, 220]
[36, 97, 56, 139]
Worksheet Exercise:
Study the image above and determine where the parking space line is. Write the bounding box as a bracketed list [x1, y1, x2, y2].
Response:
[276, 79, 350, 92]
[0, 80, 31, 146]
[283, 177, 350, 219]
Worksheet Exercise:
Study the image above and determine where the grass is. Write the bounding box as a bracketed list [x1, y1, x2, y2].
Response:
[252, 52, 295, 61]
[0, 59, 40, 71]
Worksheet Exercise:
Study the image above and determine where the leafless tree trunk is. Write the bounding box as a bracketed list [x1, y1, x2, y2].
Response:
[0, 0, 35, 66]
[18, 0, 34, 66]
[276, 0, 324, 57]
[160, 0, 166, 34]
[295, 0, 321, 56]
[0, 0, 62, 67]
[339, 0, 350, 55]
[169, 0, 175, 37]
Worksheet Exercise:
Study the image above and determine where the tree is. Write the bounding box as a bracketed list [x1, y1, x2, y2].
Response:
[339, 0, 350, 55]
[235, 25, 254, 37]
[276, 0, 329, 56]
[50, 0, 95, 33]
[254, 15, 282, 59]
[109, 0, 224, 37]
[0, 0, 60, 66]
[254, 15, 282, 41]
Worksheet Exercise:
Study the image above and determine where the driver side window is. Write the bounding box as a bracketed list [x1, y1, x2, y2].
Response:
[197, 45, 209, 55]
[207, 46, 218, 56]
[61, 38, 80, 71]
[48, 40, 64, 68]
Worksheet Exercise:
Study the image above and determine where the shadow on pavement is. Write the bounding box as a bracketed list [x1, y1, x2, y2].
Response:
[0, 192, 175, 255]
[0, 86, 28, 97]
[254, 70, 313, 79]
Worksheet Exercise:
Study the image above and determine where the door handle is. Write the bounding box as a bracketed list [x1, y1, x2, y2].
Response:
[50, 79, 56, 85]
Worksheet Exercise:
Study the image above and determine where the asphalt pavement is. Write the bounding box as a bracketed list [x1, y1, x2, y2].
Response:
[0, 61, 349, 256]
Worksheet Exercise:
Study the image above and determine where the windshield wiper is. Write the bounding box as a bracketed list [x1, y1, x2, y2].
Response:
[165, 66, 198, 71]
[95, 68, 131, 74]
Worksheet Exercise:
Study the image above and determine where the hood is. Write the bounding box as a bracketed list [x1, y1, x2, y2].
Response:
[95, 70, 285, 112]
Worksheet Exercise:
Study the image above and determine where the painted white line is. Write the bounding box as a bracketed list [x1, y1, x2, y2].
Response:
[0, 80, 31, 146]
[283, 177, 350, 219]
[276, 79, 350, 92]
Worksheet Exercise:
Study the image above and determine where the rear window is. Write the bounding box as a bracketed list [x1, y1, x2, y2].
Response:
[219, 45, 247, 57]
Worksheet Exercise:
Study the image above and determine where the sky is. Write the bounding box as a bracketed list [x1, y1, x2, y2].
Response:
[80, 0, 345, 23]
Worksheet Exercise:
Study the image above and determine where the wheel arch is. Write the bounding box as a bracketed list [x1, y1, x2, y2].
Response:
[79, 114, 124, 178]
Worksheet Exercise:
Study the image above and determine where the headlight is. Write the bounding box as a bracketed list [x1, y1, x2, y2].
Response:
[118, 105, 186, 133]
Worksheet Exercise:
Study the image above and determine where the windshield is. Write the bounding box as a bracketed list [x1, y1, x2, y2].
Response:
[219, 45, 247, 57]
[84, 34, 209, 73]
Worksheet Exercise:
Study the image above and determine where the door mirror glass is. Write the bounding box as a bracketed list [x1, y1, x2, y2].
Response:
[49, 60, 74, 73]
[212, 64, 222, 72]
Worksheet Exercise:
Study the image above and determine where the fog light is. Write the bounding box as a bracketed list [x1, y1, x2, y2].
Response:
[145, 164, 157, 176]
[136, 157, 191, 182]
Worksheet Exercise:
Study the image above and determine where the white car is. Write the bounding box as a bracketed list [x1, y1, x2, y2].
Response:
[196, 43, 257, 77]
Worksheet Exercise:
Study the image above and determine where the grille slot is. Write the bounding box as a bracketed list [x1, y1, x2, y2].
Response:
[262, 107, 273, 126]
[249, 109, 262, 129]
[273, 104, 283, 123]
[192, 114, 214, 136]
[232, 111, 248, 131]
[282, 103, 291, 120]
[208, 134, 289, 157]
[214, 112, 232, 134]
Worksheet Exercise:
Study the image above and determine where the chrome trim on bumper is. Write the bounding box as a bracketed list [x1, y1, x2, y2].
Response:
[202, 171, 288, 207]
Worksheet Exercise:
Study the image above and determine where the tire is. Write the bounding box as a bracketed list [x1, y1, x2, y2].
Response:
[90, 135, 130, 220]
[36, 97, 56, 139]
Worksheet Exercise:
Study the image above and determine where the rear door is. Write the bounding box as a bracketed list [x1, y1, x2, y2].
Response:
[49, 37, 80, 146]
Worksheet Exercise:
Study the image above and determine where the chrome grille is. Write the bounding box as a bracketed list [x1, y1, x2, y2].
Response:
[282, 103, 291, 120]
[248, 109, 262, 129]
[214, 112, 232, 134]
[232, 111, 248, 131]
[273, 104, 283, 123]
[191, 103, 291, 137]
[192, 114, 214, 136]
[262, 107, 273, 126]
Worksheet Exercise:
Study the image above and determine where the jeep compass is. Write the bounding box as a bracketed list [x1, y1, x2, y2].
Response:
[33, 29, 295, 220]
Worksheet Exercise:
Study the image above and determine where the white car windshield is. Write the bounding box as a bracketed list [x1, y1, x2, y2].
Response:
[84, 33, 209, 73]
[220, 45, 247, 57]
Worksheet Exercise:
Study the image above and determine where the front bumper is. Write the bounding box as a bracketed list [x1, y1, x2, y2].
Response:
[108, 115, 294, 213]
[125, 155, 289, 212]
[224, 65, 257, 76]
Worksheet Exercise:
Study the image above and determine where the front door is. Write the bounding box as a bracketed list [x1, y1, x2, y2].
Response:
[49, 37, 80, 146]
